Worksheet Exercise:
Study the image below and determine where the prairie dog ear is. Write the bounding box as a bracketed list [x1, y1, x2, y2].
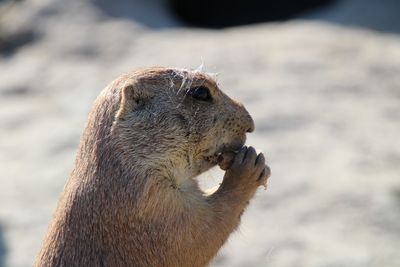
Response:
[116, 79, 154, 119]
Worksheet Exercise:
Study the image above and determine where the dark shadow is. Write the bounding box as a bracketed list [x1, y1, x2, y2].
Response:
[93, 0, 400, 34]
[0, 224, 7, 267]
[0, 29, 38, 56]
[169, 0, 334, 28]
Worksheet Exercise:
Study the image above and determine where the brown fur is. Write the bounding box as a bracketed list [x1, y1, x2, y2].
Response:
[34, 67, 270, 267]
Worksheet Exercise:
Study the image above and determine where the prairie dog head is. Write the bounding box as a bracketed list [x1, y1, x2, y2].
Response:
[112, 67, 254, 181]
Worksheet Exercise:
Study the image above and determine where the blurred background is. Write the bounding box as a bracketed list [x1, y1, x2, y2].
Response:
[1, 0, 400, 266]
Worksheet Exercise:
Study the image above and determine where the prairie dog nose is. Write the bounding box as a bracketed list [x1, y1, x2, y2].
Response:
[229, 101, 255, 133]
[246, 114, 255, 133]
[240, 105, 255, 133]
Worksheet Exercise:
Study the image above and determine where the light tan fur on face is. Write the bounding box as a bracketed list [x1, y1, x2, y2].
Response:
[34, 67, 270, 267]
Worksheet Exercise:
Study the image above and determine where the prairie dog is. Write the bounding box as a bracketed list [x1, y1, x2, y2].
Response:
[34, 67, 270, 267]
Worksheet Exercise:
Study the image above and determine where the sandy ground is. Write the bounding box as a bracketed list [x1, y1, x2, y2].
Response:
[1, 0, 400, 266]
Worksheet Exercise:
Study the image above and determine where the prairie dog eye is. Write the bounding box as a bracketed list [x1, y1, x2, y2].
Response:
[189, 86, 212, 102]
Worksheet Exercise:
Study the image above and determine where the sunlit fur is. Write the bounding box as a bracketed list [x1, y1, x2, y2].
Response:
[34, 67, 258, 267]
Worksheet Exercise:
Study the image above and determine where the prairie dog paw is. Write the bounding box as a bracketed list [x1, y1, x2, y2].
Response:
[221, 146, 270, 192]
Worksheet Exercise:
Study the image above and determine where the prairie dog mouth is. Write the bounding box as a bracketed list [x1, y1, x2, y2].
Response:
[205, 152, 223, 165]
[204, 144, 244, 165]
